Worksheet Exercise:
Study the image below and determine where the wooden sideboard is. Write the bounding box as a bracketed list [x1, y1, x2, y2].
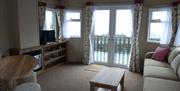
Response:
[9, 40, 67, 71]
[42, 41, 67, 68]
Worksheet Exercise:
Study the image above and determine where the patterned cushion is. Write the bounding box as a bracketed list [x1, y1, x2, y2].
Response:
[170, 54, 180, 73]
[152, 47, 170, 61]
[168, 47, 180, 64]
[15, 82, 41, 91]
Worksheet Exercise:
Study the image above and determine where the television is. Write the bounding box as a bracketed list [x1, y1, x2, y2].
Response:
[40, 30, 55, 45]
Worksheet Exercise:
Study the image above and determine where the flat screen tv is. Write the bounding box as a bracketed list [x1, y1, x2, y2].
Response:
[40, 30, 55, 45]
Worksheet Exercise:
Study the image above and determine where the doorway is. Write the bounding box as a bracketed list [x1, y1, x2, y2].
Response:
[91, 6, 133, 68]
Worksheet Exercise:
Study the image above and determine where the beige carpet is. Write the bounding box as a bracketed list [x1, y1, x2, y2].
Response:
[38, 63, 143, 91]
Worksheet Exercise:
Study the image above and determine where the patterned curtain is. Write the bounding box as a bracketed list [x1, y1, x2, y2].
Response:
[129, 3, 143, 72]
[169, 2, 178, 46]
[38, 2, 46, 30]
[173, 3, 180, 46]
[55, 6, 64, 40]
[178, 4, 180, 23]
[55, 10, 60, 40]
[82, 4, 93, 65]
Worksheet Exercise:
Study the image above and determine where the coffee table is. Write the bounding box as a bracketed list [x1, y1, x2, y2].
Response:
[90, 67, 125, 91]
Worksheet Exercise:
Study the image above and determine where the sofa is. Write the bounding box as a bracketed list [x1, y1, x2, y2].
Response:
[143, 47, 180, 91]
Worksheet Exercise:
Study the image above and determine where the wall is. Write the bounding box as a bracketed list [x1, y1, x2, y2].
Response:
[7, 0, 40, 50]
[59, 0, 173, 68]
[18, 0, 39, 49]
[0, 0, 56, 55]
[8, 0, 20, 49]
[67, 38, 83, 62]
[0, 0, 10, 56]
[139, 6, 159, 71]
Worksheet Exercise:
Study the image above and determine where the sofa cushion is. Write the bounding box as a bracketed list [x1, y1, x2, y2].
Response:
[143, 77, 180, 91]
[178, 66, 180, 77]
[152, 47, 170, 61]
[144, 66, 179, 81]
[168, 47, 180, 64]
[177, 65, 180, 78]
[170, 54, 180, 73]
[144, 58, 170, 68]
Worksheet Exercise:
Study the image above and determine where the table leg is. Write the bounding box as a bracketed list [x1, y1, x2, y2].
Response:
[120, 74, 125, 91]
[7, 80, 14, 91]
[90, 83, 95, 91]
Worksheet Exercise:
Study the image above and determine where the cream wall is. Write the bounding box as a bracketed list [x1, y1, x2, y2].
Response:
[7, 0, 40, 49]
[18, 0, 39, 49]
[67, 38, 83, 62]
[139, 6, 159, 70]
[0, 0, 10, 56]
[8, 0, 20, 49]
[0, 0, 40, 56]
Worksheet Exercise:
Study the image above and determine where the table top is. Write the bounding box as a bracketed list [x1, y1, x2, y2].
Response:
[0, 55, 37, 80]
[90, 67, 125, 87]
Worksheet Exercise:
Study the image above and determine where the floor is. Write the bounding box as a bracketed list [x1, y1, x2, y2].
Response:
[94, 51, 130, 66]
[38, 63, 143, 91]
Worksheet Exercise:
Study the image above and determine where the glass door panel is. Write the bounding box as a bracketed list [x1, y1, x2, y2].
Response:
[93, 10, 110, 63]
[113, 9, 133, 67]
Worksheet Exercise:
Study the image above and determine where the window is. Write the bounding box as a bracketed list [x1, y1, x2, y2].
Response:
[44, 9, 56, 31]
[93, 9, 133, 37]
[94, 10, 110, 36]
[147, 8, 172, 43]
[63, 10, 81, 38]
[115, 9, 133, 37]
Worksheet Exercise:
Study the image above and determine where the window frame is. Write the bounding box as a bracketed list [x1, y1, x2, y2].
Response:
[147, 8, 171, 43]
[93, 5, 134, 37]
[63, 9, 82, 38]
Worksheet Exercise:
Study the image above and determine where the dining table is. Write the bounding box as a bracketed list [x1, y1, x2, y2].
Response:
[0, 55, 37, 91]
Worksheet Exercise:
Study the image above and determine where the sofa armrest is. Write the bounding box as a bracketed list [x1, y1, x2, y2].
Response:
[145, 52, 155, 59]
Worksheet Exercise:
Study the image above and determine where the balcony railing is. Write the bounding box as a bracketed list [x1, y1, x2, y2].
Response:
[93, 35, 131, 66]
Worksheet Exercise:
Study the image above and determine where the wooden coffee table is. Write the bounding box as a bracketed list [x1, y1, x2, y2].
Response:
[90, 67, 125, 91]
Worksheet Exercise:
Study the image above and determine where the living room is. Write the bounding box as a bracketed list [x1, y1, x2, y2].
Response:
[0, 0, 180, 91]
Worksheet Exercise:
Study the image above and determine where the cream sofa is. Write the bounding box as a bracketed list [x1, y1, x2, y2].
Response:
[143, 47, 180, 91]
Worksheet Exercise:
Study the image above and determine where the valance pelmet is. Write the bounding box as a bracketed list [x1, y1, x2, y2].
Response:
[134, 0, 144, 4]
[38, 2, 46, 6]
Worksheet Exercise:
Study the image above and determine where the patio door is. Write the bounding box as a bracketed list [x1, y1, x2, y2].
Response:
[113, 9, 133, 67]
[93, 10, 110, 64]
[92, 6, 133, 68]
